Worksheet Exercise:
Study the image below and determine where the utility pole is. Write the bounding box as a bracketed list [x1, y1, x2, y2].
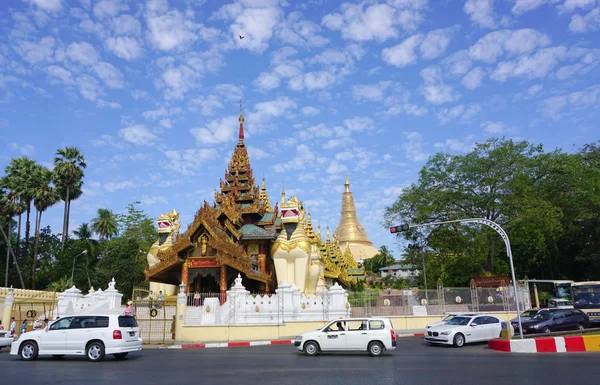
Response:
[391, 218, 524, 339]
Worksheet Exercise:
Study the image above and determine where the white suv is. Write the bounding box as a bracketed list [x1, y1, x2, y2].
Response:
[10, 314, 142, 361]
[295, 317, 397, 357]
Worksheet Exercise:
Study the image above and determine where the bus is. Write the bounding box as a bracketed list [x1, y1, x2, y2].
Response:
[520, 280, 573, 309]
[572, 281, 600, 324]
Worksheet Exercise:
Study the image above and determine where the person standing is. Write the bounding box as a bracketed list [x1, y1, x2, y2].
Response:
[194, 292, 200, 307]
[9, 317, 16, 337]
[158, 291, 165, 308]
[21, 319, 28, 335]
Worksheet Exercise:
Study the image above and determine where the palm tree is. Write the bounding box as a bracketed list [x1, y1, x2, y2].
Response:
[4, 157, 36, 261]
[73, 222, 98, 288]
[0, 183, 25, 288]
[31, 165, 60, 288]
[91, 209, 119, 240]
[54, 147, 86, 250]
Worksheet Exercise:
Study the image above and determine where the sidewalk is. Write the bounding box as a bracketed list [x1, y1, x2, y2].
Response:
[148, 329, 425, 350]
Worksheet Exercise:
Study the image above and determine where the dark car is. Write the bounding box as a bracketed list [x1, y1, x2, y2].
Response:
[516, 309, 588, 334]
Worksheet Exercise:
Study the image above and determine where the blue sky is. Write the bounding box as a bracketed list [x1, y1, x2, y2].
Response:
[1, 0, 599, 259]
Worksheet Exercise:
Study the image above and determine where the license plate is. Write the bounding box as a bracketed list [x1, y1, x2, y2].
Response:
[129, 332, 135, 337]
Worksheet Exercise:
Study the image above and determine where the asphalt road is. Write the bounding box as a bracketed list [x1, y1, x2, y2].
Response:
[1, 338, 599, 385]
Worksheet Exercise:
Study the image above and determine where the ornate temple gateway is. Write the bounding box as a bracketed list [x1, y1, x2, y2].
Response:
[145, 107, 366, 298]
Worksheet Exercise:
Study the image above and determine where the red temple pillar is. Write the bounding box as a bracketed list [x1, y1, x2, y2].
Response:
[220, 264, 227, 305]
[181, 261, 189, 293]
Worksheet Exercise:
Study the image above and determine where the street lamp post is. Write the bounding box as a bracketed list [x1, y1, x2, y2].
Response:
[71, 250, 88, 287]
[391, 218, 524, 339]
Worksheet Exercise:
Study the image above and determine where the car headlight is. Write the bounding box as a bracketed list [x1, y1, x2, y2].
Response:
[532, 324, 540, 328]
[296, 336, 303, 341]
[426, 326, 431, 329]
[440, 331, 452, 335]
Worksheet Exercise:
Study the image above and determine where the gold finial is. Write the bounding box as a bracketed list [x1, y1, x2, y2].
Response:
[317, 224, 321, 237]
[326, 225, 331, 241]
[281, 184, 285, 204]
[239, 99, 244, 123]
[307, 210, 311, 224]
[262, 174, 266, 189]
[344, 174, 350, 192]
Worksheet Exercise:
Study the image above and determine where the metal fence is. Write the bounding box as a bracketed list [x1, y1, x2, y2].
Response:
[348, 285, 530, 317]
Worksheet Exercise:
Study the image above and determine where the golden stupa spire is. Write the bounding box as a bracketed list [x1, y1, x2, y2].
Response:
[333, 174, 379, 261]
[259, 175, 272, 211]
[317, 224, 321, 238]
[326, 226, 331, 242]
[281, 185, 285, 204]
[238, 99, 245, 140]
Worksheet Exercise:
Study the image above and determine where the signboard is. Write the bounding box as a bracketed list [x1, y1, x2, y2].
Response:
[188, 258, 218, 268]
[471, 276, 510, 287]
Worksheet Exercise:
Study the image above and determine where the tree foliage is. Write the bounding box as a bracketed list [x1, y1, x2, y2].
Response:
[385, 138, 600, 287]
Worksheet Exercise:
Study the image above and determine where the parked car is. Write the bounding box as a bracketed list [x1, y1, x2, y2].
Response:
[294, 317, 396, 357]
[547, 299, 574, 309]
[10, 314, 142, 361]
[425, 314, 503, 347]
[426, 313, 478, 329]
[0, 330, 13, 351]
[510, 309, 545, 324]
[517, 309, 588, 334]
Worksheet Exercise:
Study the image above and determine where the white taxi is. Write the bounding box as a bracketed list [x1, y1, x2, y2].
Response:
[425, 314, 502, 347]
[295, 317, 397, 357]
[10, 314, 142, 361]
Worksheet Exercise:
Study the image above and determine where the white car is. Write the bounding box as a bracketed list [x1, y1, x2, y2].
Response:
[0, 330, 13, 351]
[10, 314, 142, 361]
[547, 299, 574, 309]
[426, 313, 478, 329]
[425, 314, 503, 347]
[294, 317, 397, 357]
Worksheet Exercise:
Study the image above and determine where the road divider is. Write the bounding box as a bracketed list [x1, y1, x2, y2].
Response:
[489, 335, 600, 353]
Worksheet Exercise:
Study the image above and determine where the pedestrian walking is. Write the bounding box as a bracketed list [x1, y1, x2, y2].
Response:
[194, 292, 200, 307]
[158, 291, 165, 308]
[9, 317, 16, 337]
[21, 319, 28, 334]
[33, 318, 42, 330]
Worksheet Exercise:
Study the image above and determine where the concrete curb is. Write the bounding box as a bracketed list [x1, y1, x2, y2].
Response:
[161, 331, 424, 350]
[488, 335, 600, 353]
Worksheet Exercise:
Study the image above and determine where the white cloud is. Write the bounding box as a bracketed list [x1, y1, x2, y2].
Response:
[464, 0, 497, 28]
[302, 106, 320, 116]
[92, 62, 124, 89]
[189, 95, 224, 116]
[560, 0, 596, 13]
[481, 121, 510, 134]
[249, 96, 297, 132]
[96, 99, 121, 109]
[461, 67, 485, 89]
[15, 36, 56, 64]
[163, 148, 219, 175]
[67, 42, 99, 66]
[190, 116, 238, 144]
[214, 0, 283, 54]
[272, 144, 322, 172]
[105, 37, 143, 61]
[76, 74, 102, 101]
[420, 67, 458, 104]
[419, 27, 457, 59]
[255, 72, 280, 91]
[27, 0, 62, 12]
[119, 125, 159, 145]
[146, 10, 198, 51]
[436, 104, 482, 124]
[540, 84, 600, 119]
[512, 0, 561, 15]
[104, 180, 136, 192]
[322, 1, 428, 41]
[343, 117, 374, 133]
[94, 0, 127, 19]
[402, 132, 429, 162]
[490, 46, 567, 81]
[469, 29, 551, 63]
[247, 146, 271, 160]
[384, 104, 428, 117]
[442, 50, 473, 76]
[569, 8, 600, 33]
[434, 138, 474, 153]
[278, 11, 328, 47]
[382, 34, 424, 68]
[47, 65, 73, 83]
[9, 142, 35, 156]
[326, 160, 349, 174]
[111, 14, 141, 35]
[323, 137, 356, 150]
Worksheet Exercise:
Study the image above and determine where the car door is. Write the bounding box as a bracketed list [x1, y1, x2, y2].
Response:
[467, 317, 488, 342]
[42, 317, 73, 353]
[551, 311, 568, 331]
[346, 320, 370, 350]
[66, 316, 97, 353]
[483, 316, 502, 339]
[320, 321, 347, 351]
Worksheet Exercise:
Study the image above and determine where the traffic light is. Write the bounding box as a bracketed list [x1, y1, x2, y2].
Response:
[389, 224, 410, 233]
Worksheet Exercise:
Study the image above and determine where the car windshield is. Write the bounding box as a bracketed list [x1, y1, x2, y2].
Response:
[446, 317, 471, 326]
[442, 315, 456, 321]
[573, 284, 600, 309]
[522, 310, 538, 317]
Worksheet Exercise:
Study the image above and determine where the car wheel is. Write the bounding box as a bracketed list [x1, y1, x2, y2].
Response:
[86, 342, 105, 362]
[577, 324, 585, 331]
[368, 341, 384, 357]
[19, 341, 38, 361]
[542, 327, 551, 334]
[113, 353, 129, 360]
[303, 341, 319, 356]
[453, 333, 465, 348]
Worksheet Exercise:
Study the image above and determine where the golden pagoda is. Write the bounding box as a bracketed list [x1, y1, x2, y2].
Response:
[333, 175, 379, 262]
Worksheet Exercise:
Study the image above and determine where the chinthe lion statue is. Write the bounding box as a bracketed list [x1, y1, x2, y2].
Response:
[271, 195, 321, 295]
[147, 209, 181, 296]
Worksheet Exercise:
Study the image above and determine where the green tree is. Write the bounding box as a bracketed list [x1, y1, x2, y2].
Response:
[54, 147, 86, 250]
[364, 246, 396, 274]
[73, 222, 98, 288]
[31, 165, 60, 288]
[91, 209, 119, 240]
[0, 185, 25, 288]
